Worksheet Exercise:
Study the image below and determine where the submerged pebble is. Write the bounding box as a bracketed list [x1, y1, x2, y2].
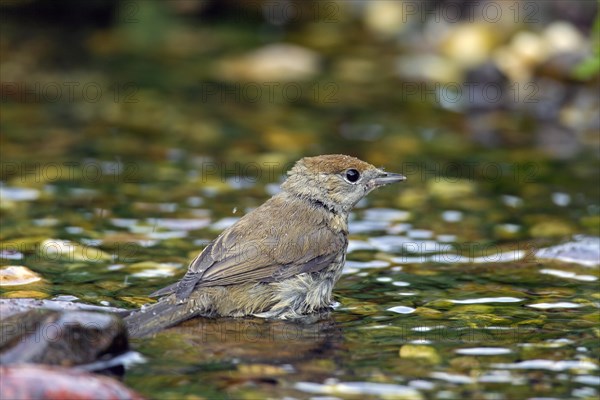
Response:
[400, 345, 441, 364]
[295, 380, 422, 398]
[38, 239, 111, 263]
[0, 266, 42, 286]
[128, 262, 182, 278]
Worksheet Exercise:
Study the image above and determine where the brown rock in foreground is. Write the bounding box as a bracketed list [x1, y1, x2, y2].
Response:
[0, 364, 144, 400]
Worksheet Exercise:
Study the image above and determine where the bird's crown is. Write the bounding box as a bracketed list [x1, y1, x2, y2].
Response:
[291, 154, 375, 176]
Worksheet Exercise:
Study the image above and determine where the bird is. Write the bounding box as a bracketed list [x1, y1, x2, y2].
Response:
[125, 154, 406, 337]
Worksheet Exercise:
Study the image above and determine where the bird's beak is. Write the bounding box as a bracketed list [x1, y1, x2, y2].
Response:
[371, 172, 407, 187]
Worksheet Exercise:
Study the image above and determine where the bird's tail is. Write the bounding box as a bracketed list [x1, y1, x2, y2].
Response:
[124, 297, 199, 338]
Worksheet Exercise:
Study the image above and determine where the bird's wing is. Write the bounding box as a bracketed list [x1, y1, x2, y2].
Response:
[169, 199, 346, 300]
[148, 240, 219, 298]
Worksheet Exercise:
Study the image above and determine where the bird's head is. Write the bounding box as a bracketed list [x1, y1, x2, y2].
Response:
[281, 154, 406, 214]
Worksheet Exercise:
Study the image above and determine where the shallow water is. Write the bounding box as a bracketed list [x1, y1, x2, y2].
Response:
[1, 3, 599, 399]
[2, 172, 599, 399]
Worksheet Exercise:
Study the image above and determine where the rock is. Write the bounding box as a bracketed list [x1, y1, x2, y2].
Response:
[395, 54, 462, 84]
[37, 239, 112, 263]
[217, 44, 321, 82]
[414, 307, 443, 318]
[0, 309, 129, 367]
[0, 266, 42, 286]
[1, 290, 49, 299]
[364, 0, 407, 37]
[441, 23, 497, 68]
[543, 21, 586, 55]
[399, 345, 441, 364]
[510, 31, 549, 65]
[0, 364, 144, 400]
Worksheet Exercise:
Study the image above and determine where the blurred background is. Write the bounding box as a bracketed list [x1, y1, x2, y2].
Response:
[1, 0, 598, 167]
[1, 1, 599, 399]
[1, 0, 598, 246]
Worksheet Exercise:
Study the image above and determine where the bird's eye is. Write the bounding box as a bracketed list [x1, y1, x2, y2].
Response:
[344, 168, 360, 183]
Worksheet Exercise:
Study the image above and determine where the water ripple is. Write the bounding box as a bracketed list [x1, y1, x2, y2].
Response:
[450, 297, 523, 304]
[430, 372, 474, 384]
[527, 302, 583, 309]
[540, 268, 597, 281]
[536, 235, 600, 267]
[387, 305, 416, 314]
[491, 359, 598, 371]
[455, 347, 512, 355]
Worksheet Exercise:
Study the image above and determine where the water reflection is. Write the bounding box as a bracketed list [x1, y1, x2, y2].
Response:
[145, 315, 343, 365]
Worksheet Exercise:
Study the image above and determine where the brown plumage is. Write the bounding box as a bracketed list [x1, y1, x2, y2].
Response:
[125, 155, 406, 337]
